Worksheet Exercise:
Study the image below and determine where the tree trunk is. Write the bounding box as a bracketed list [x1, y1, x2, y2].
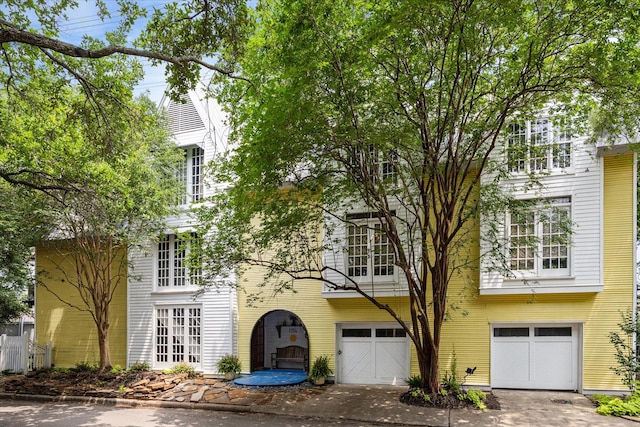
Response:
[417, 334, 441, 393]
[97, 318, 111, 370]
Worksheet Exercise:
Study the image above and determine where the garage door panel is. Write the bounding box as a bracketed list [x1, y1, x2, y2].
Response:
[339, 325, 409, 385]
[341, 341, 372, 382]
[492, 341, 531, 385]
[375, 341, 409, 383]
[534, 340, 574, 387]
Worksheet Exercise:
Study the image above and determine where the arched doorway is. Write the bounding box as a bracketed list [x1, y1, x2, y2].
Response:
[250, 310, 309, 372]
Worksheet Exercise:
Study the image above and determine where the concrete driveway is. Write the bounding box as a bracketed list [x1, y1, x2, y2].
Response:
[259, 384, 639, 426]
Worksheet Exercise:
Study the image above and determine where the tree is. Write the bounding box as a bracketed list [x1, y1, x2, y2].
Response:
[0, 0, 251, 102]
[0, 185, 51, 324]
[199, 0, 640, 393]
[1, 63, 182, 369]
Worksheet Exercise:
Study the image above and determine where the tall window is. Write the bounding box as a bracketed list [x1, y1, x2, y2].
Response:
[346, 213, 395, 281]
[177, 146, 204, 205]
[157, 233, 201, 288]
[509, 197, 571, 276]
[507, 118, 572, 173]
[155, 306, 201, 365]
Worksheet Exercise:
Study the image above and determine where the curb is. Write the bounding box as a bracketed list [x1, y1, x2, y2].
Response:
[0, 392, 251, 413]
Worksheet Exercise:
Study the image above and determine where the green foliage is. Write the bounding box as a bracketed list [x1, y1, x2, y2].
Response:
[595, 392, 640, 417]
[463, 388, 487, 412]
[73, 362, 98, 372]
[216, 354, 242, 374]
[1, 69, 183, 370]
[409, 387, 431, 402]
[163, 362, 196, 378]
[405, 375, 422, 388]
[110, 365, 124, 374]
[127, 361, 151, 373]
[0, 1, 250, 102]
[309, 355, 333, 379]
[608, 309, 640, 390]
[443, 349, 462, 394]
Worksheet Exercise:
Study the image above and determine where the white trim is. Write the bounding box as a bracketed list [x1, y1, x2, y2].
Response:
[583, 388, 630, 396]
[322, 287, 408, 299]
[152, 303, 203, 371]
[480, 284, 602, 296]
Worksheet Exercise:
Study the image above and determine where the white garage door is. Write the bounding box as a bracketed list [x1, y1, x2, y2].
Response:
[337, 323, 410, 385]
[491, 324, 579, 390]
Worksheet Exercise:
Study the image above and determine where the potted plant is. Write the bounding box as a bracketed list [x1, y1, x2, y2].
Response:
[217, 354, 242, 380]
[309, 355, 332, 385]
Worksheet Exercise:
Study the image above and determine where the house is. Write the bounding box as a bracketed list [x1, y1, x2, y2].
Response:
[126, 86, 238, 374]
[236, 116, 636, 394]
[35, 242, 128, 367]
[35, 86, 237, 372]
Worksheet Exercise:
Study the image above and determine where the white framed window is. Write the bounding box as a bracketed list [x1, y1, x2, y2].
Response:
[155, 306, 202, 366]
[177, 146, 204, 206]
[156, 233, 202, 289]
[346, 213, 396, 282]
[508, 197, 571, 277]
[507, 118, 572, 173]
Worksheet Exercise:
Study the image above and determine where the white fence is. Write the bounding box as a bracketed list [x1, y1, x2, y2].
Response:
[0, 333, 51, 373]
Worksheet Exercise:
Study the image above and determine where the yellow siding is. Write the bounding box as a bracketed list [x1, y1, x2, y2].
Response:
[36, 243, 128, 368]
[238, 153, 635, 391]
[438, 153, 635, 391]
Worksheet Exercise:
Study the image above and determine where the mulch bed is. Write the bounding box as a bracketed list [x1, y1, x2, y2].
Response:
[400, 388, 501, 410]
[0, 369, 163, 397]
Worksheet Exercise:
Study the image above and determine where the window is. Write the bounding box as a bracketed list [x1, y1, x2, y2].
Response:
[155, 306, 201, 365]
[346, 213, 395, 281]
[507, 118, 572, 173]
[177, 146, 204, 205]
[157, 233, 202, 288]
[348, 145, 397, 183]
[508, 197, 571, 277]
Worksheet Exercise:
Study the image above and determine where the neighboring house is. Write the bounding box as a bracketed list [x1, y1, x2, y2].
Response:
[237, 116, 636, 394]
[127, 86, 237, 374]
[35, 242, 128, 367]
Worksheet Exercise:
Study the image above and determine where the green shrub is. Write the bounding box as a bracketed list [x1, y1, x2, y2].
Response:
[74, 362, 98, 372]
[163, 362, 196, 377]
[216, 354, 242, 374]
[442, 348, 462, 394]
[463, 388, 487, 411]
[608, 309, 640, 391]
[405, 375, 422, 388]
[309, 355, 332, 379]
[110, 365, 124, 374]
[127, 361, 151, 373]
[595, 392, 640, 417]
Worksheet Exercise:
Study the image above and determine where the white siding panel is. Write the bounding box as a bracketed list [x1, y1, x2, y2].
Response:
[127, 87, 236, 374]
[480, 136, 603, 292]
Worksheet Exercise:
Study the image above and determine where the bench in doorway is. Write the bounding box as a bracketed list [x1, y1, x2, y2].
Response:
[271, 345, 308, 371]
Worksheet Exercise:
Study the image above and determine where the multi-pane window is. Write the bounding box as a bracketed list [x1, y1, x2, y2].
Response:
[509, 197, 571, 276]
[157, 233, 202, 288]
[346, 214, 395, 281]
[177, 146, 204, 205]
[369, 145, 397, 182]
[155, 306, 201, 366]
[507, 118, 572, 173]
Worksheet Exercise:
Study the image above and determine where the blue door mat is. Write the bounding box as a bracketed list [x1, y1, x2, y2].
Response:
[234, 369, 308, 386]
